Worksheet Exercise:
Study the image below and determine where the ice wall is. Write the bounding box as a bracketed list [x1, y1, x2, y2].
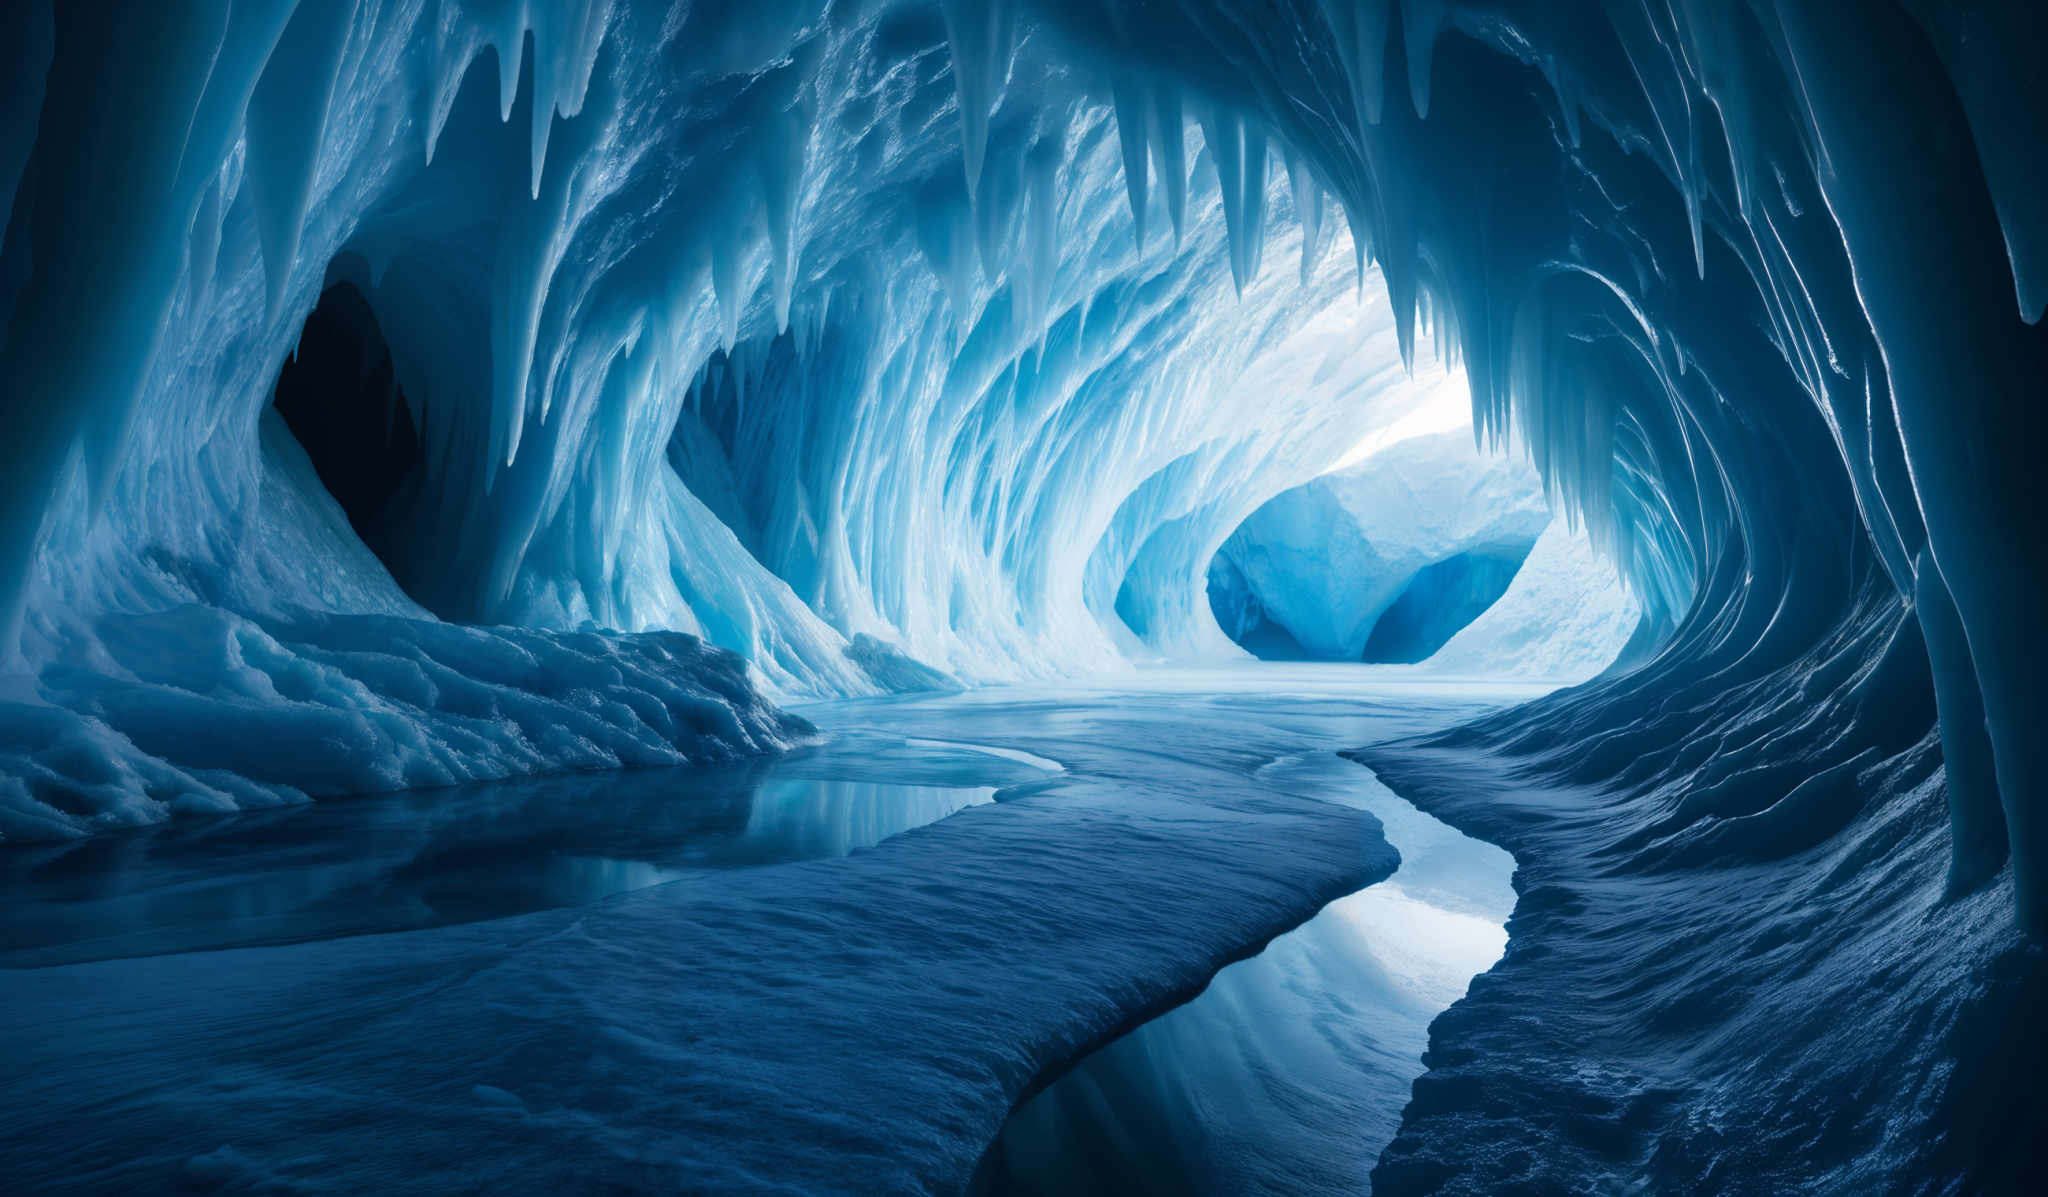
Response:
[0, 0, 1454, 834]
[0, 0, 2040, 925]
[1415, 521, 1642, 682]
[1010, 0, 2042, 941]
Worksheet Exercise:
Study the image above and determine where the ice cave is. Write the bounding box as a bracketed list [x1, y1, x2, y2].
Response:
[1, 0, 2043, 1192]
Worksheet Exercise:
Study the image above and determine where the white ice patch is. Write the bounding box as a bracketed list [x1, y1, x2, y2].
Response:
[1419, 521, 1642, 683]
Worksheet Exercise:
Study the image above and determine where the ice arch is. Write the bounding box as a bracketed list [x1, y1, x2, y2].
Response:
[1202, 418, 1554, 664]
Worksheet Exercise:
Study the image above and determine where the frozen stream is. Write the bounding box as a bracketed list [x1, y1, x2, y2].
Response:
[813, 667, 1523, 1194]
[1, 666, 1528, 1192]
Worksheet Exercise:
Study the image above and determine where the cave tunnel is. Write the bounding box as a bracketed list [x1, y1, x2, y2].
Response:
[270, 279, 421, 577]
[4, 1, 2047, 1193]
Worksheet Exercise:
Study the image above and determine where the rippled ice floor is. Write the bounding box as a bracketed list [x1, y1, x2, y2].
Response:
[0, 665, 1535, 1193]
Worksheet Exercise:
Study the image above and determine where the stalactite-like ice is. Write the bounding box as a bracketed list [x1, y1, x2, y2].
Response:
[3, 0, 2046, 1189]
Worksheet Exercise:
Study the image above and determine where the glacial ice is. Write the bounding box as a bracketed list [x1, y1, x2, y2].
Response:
[1206, 418, 1551, 662]
[0, 676, 1407, 1193]
[3, 0, 2047, 1191]
[2, 9, 1461, 831]
[1415, 522, 1642, 683]
[984, 737, 1516, 1194]
[1200, 367, 1641, 678]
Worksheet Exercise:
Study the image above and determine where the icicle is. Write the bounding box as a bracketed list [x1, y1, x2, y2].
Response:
[1357, 0, 1392, 125]
[421, 21, 471, 166]
[1200, 108, 1246, 294]
[711, 237, 743, 353]
[1401, 0, 1447, 119]
[1341, 201, 1371, 296]
[492, 5, 529, 122]
[551, 0, 610, 120]
[1111, 77, 1151, 252]
[489, 226, 555, 482]
[939, 0, 1015, 199]
[526, 1, 611, 197]
[1240, 124, 1270, 281]
[1200, 109, 1267, 293]
[528, 48, 555, 196]
[245, 0, 357, 320]
[1018, 139, 1060, 331]
[1150, 86, 1188, 249]
[759, 112, 807, 334]
[1286, 151, 1326, 284]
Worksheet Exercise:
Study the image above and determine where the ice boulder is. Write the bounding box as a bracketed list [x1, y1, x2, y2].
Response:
[1208, 430, 1551, 661]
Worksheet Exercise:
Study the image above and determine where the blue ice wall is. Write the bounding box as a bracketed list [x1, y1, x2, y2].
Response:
[1202, 422, 1552, 662]
[0, 1, 1438, 834]
[1, 0, 2045, 943]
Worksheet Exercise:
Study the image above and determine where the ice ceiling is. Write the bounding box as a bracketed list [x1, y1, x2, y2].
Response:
[2, 0, 2045, 939]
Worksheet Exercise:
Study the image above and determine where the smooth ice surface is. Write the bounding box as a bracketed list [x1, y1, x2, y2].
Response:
[981, 748, 1514, 1195]
[1, 735, 1009, 967]
[1, 668, 1530, 1193]
[1204, 395, 1636, 667]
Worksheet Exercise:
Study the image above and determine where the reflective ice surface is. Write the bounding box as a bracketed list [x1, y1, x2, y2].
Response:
[980, 736, 1514, 1194]
[1, 736, 1012, 967]
[1, 667, 1529, 1193]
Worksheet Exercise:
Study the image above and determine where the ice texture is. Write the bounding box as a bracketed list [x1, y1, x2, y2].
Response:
[1417, 521, 1642, 683]
[984, 748, 1516, 1194]
[1207, 422, 1550, 661]
[2, 0, 2047, 1189]
[2, 0, 1497, 833]
[0, 0, 2041, 883]
[0, 674, 1411, 1193]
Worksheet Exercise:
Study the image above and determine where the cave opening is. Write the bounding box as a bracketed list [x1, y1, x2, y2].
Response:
[1192, 407, 1639, 679]
[1205, 535, 1543, 667]
[271, 280, 422, 587]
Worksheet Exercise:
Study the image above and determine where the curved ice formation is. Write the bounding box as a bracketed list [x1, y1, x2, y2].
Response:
[4, 0, 1471, 833]
[3, 0, 2048, 1189]
[1205, 421, 1551, 662]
